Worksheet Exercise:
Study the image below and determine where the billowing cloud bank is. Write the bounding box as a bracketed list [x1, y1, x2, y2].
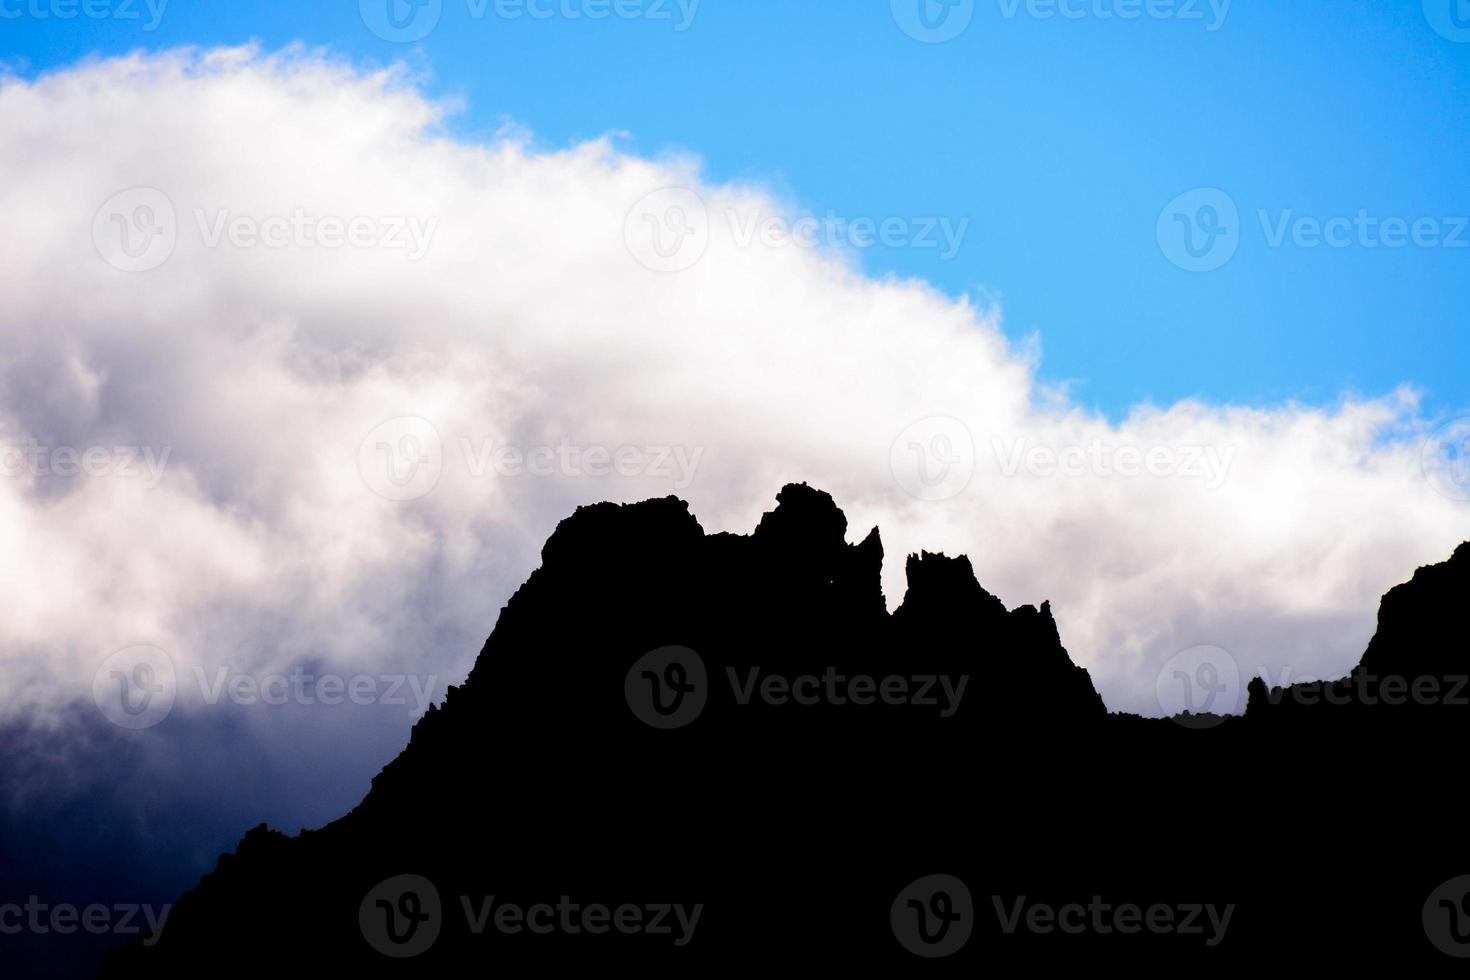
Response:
[1, 45, 1466, 723]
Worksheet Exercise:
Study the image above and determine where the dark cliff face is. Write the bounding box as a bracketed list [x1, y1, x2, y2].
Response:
[1358, 542, 1470, 681]
[1245, 541, 1470, 721]
[102, 486, 1470, 973]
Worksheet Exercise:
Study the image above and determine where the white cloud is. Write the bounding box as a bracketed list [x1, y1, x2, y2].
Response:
[0, 43, 1466, 724]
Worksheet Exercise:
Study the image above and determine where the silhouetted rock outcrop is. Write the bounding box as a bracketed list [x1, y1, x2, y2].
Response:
[1246, 542, 1470, 724]
[102, 486, 1470, 973]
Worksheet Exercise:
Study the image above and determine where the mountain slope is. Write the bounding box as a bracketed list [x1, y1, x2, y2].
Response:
[103, 485, 1470, 972]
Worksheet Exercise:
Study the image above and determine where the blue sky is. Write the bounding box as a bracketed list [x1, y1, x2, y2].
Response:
[3, 0, 1467, 417]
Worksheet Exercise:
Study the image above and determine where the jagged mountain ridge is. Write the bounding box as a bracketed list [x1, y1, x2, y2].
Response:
[103, 484, 1470, 973]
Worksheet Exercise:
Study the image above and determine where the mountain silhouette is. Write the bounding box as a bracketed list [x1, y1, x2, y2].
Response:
[102, 485, 1470, 972]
